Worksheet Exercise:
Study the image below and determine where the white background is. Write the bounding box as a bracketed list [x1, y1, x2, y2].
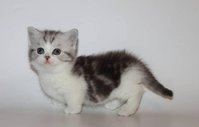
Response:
[0, 0, 198, 116]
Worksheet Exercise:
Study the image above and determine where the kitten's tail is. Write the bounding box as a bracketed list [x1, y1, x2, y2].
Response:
[142, 68, 173, 100]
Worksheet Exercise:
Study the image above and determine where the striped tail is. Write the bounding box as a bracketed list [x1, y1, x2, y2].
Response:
[142, 68, 173, 100]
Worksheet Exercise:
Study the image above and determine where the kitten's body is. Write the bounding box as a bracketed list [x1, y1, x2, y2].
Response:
[28, 27, 173, 116]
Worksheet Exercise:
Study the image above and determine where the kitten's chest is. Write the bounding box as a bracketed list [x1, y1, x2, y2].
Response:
[39, 72, 74, 101]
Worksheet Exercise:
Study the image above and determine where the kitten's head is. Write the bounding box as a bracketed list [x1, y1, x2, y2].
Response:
[28, 27, 78, 70]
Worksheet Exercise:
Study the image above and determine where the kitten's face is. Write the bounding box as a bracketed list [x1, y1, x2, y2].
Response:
[28, 27, 78, 69]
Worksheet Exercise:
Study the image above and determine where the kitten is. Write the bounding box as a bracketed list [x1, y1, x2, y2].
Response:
[28, 27, 173, 116]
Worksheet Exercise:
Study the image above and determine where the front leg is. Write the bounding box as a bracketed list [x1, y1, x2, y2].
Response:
[64, 92, 84, 114]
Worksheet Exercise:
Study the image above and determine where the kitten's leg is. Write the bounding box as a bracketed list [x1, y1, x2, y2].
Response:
[64, 93, 84, 114]
[117, 91, 143, 116]
[105, 99, 123, 110]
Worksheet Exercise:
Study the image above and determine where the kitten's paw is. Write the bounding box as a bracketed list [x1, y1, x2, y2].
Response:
[64, 107, 82, 114]
[117, 105, 137, 116]
[105, 100, 122, 110]
[117, 109, 135, 116]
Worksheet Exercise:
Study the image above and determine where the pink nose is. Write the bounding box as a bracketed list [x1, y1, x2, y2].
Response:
[45, 55, 50, 60]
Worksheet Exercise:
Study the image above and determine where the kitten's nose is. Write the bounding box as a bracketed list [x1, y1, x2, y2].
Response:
[45, 55, 50, 60]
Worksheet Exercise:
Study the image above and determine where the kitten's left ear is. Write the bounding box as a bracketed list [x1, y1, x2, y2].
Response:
[27, 26, 42, 45]
[64, 28, 78, 48]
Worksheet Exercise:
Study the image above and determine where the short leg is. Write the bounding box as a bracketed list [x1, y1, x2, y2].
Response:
[118, 91, 143, 116]
[64, 105, 82, 114]
[105, 99, 123, 110]
[64, 94, 84, 114]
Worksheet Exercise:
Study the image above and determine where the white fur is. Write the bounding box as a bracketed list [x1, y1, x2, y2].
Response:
[32, 61, 87, 114]
[105, 99, 123, 110]
[107, 67, 145, 116]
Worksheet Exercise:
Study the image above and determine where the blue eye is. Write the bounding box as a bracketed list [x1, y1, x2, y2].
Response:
[37, 48, 44, 54]
[52, 48, 61, 55]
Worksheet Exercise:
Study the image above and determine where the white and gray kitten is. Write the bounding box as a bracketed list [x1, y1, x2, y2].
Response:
[28, 27, 173, 116]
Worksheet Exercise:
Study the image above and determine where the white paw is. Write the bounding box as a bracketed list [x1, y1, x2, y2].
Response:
[117, 105, 137, 116]
[64, 107, 81, 114]
[105, 100, 122, 110]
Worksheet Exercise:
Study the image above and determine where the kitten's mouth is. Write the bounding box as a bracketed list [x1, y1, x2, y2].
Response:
[45, 60, 51, 64]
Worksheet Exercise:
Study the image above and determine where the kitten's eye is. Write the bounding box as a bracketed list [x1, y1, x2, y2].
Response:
[37, 48, 44, 54]
[52, 48, 61, 55]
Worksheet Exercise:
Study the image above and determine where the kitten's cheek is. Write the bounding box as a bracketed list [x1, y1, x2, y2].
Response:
[38, 58, 44, 65]
[51, 58, 59, 64]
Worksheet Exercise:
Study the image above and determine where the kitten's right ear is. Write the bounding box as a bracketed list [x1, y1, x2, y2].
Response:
[27, 26, 42, 44]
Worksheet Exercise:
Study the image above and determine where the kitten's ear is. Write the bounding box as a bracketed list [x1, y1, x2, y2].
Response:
[64, 28, 78, 48]
[27, 26, 42, 44]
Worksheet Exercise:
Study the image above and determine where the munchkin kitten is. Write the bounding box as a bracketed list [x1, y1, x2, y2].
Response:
[28, 27, 173, 116]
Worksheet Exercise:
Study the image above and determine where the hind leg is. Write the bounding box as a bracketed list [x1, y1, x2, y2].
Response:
[105, 99, 123, 110]
[118, 90, 144, 116]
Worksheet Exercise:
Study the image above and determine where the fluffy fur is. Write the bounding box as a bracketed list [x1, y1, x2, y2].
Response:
[28, 27, 173, 116]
